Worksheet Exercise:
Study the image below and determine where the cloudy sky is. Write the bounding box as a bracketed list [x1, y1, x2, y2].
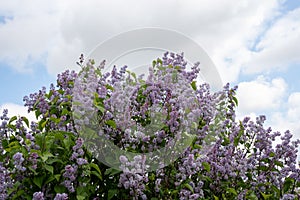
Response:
[1, 0, 300, 149]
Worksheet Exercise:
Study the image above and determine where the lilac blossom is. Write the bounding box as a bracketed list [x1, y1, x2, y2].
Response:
[118, 155, 149, 199]
[54, 193, 68, 200]
[32, 191, 44, 200]
[63, 165, 78, 193]
[0, 163, 11, 199]
[13, 152, 26, 172]
[1, 52, 300, 199]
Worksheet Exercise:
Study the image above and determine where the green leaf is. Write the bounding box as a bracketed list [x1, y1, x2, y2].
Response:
[202, 162, 211, 172]
[108, 189, 118, 200]
[7, 141, 20, 148]
[12, 189, 25, 200]
[90, 163, 102, 180]
[46, 90, 53, 99]
[106, 120, 116, 129]
[245, 190, 258, 200]
[27, 166, 38, 175]
[193, 143, 202, 149]
[8, 116, 17, 124]
[283, 177, 294, 193]
[222, 136, 230, 146]
[58, 89, 64, 95]
[175, 65, 181, 70]
[44, 175, 56, 185]
[4, 141, 21, 153]
[105, 84, 114, 91]
[53, 131, 65, 141]
[269, 152, 276, 157]
[152, 60, 157, 67]
[105, 168, 121, 176]
[227, 188, 237, 196]
[63, 136, 74, 150]
[76, 186, 87, 195]
[130, 71, 137, 80]
[274, 160, 284, 168]
[8, 181, 21, 196]
[45, 135, 55, 149]
[232, 96, 238, 106]
[44, 165, 54, 174]
[258, 165, 268, 171]
[54, 185, 66, 193]
[21, 117, 29, 127]
[34, 133, 43, 146]
[39, 118, 48, 130]
[76, 195, 86, 200]
[234, 122, 244, 147]
[95, 104, 105, 113]
[260, 192, 272, 199]
[41, 152, 54, 162]
[35, 109, 41, 120]
[91, 171, 102, 180]
[157, 58, 162, 65]
[61, 108, 69, 116]
[261, 158, 270, 164]
[184, 183, 194, 193]
[33, 176, 44, 188]
[245, 142, 251, 149]
[191, 81, 197, 91]
[46, 158, 64, 165]
[54, 174, 61, 181]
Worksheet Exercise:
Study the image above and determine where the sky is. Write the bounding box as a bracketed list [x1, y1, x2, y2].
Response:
[0, 0, 300, 154]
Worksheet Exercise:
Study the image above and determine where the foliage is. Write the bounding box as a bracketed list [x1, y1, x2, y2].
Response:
[0, 52, 300, 199]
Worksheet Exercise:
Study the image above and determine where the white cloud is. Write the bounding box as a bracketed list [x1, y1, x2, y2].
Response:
[54, 0, 283, 83]
[236, 75, 287, 115]
[201, 0, 282, 83]
[242, 7, 300, 74]
[272, 92, 300, 131]
[0, 0, 286, 81]
[287, 92, 300, 121]
[0, 0, 61, 73]
[0, 103, 36, 123]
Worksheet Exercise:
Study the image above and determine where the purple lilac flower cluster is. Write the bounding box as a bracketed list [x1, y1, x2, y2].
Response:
[23, 69, 77, 133]
[0, 68, 81, 198]
[72, 52, 300, 199]
[72, 62, 99, 132]
[0, 109, 9, 154]
[63, 164, 78, 193]
[0, 110, 14, 198]
[32, 191, 44, 200]
[118, 155, 149, 199]
[71, 138, 87, 166]
[0, 162, 12, 199]
[54, 193, 68, 200]
[107, 54, 201, 152]
[174, 111, 300, 198]
[12, 152, 26, 172]
[1, 52, 300, 199]
[63, 137, 88, 193]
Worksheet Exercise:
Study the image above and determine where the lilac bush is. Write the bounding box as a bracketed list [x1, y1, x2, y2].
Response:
[0, 52, 299, 199]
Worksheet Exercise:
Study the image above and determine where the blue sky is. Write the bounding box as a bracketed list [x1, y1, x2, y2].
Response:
[0, 0, 300, 146]
[0, 60, 55, 105]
